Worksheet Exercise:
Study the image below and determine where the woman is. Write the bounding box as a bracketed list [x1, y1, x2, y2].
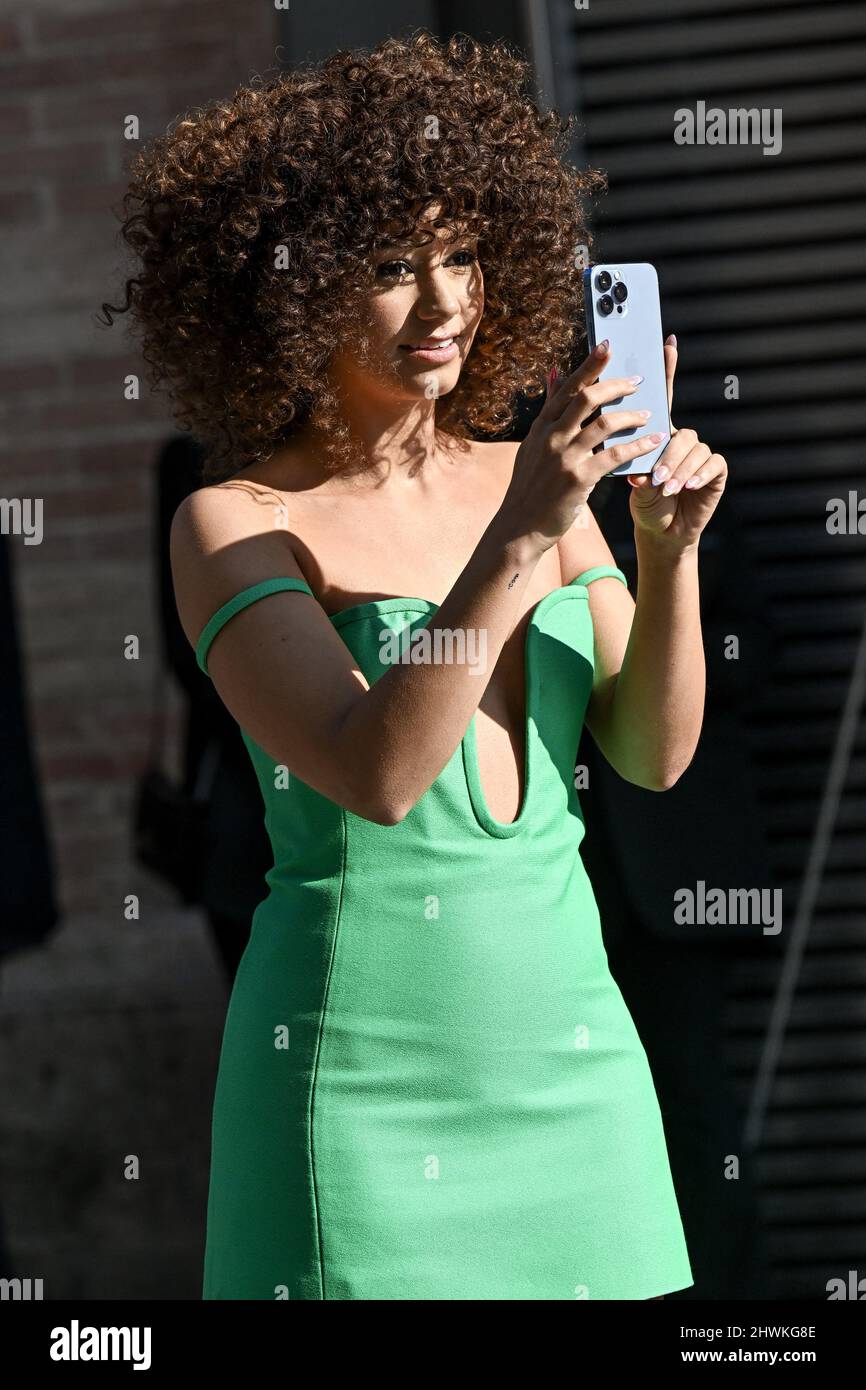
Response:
[104, 33, 726, 1299]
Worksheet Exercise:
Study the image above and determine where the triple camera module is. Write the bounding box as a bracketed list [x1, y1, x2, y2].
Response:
[595, 269, 628, 317]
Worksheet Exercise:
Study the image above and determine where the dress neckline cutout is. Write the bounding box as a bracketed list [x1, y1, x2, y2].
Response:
[326, 581, 593, 837]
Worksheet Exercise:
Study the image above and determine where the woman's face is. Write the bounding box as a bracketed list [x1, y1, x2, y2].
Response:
[334, 209, 485, 403]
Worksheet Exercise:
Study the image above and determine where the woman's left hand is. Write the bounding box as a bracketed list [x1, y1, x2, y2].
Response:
[626, 335, 727, 548]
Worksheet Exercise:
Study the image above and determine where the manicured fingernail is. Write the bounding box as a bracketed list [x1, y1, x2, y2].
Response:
[665, 334, 677, 348]
[662, 477, 681, 495]
[628, 374, 644, 385]
[649, 432, 666, 445]
[638, 409, 651, 418]
[596, 340, 609, 355]
[652, 463, 669, 483]
[685, 475, 701, 489]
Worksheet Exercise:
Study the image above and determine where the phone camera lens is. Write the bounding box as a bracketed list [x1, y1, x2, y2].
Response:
[613, 281, 628, 303]
[596, 270, 612, 292]
[597, 294, 614, 316]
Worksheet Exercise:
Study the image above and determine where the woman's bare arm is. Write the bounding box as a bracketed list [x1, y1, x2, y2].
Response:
[557, 501, 704, 791]
[600, 534, 704, 791]
[171, 483, 542, 824]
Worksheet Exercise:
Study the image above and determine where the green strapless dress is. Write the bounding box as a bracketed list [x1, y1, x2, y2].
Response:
[195, 566, 693, 1300]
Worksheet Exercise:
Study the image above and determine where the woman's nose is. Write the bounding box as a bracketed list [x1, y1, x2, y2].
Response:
[416, 269, 461, 319]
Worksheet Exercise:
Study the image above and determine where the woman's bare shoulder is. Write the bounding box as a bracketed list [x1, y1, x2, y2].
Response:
[169, 474, 306, 651]
[469, 438, 521, 463]
[171, 475, 290, 550]
[461, 437, 521, 489]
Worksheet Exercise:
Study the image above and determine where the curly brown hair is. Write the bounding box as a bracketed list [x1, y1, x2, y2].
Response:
[100, 30, 606, 483]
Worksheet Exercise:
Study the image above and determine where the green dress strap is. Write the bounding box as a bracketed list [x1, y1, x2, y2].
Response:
[571, 564, 629, 588]
[195, 577, 315, 676]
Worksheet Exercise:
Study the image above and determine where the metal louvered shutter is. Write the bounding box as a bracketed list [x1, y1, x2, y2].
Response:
[534, 0, 866, 1299]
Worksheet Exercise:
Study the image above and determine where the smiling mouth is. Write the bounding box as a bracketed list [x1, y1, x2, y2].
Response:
[399, 331, 463, 352]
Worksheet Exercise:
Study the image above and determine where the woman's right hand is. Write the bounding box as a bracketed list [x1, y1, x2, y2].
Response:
[498, 341, 668, 556]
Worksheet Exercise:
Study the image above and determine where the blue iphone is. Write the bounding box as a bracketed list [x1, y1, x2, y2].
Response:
[582, 262, 671, 477]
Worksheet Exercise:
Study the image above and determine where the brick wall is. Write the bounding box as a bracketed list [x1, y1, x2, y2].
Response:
[0, 0, 279, 1298]
[0, 0, 278, 906]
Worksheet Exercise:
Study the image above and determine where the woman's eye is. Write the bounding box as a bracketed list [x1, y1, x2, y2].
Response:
[375, 250, 478, 282]
[376, 259, 413, 281]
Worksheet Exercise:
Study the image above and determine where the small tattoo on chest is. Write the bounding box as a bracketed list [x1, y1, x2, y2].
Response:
[507, 573, 519, 589]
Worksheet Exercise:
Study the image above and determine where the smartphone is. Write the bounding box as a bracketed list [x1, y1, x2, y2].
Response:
[581, 262, 671, 477]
